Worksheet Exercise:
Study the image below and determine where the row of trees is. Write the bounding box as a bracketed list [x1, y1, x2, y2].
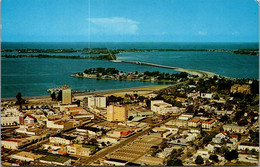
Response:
[84, 67, 120, 75]
[144, 71, 188, 80]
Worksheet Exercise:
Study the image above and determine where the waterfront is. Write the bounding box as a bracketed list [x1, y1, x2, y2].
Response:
[1, 42, 259, 98]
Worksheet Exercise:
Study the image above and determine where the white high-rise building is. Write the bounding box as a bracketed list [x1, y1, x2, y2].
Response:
[62, 85, 72, 104]
[87, 95, 106, 108]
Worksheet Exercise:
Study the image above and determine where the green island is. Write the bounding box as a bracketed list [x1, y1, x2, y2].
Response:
[1, 48, 259, 55]
[1, 53, 116, 60]
[71, 67, 194, 83]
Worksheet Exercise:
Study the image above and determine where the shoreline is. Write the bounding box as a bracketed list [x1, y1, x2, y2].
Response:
[1, 84, 171, 101]
[1, 61, 220, 101]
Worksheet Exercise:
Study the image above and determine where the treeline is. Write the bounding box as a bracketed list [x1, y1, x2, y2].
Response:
[2, 48, 259, 56]
[143, 71, 188, 79]
[82, 67, 189, 79]
[1, 54, 116, 60]
[233, 49, 259, 55]
[84, 67, 119, 75]
[1, 48, 77, 53]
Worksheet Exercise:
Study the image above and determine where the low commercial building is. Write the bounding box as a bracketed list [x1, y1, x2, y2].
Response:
[1, 116, 23, 126]
[1, 139, 27, 150]
[15, 125, 46, 136]
[9, 151, 44, 162]
[66, 144, 92, 156]
[151, 100, 178, 115]
[165, 119, 188, 128]
[46, 120, 74, 131]
[97, 136, 120, 144]
[43, 143, 66, 151]
[107, 130, 122, 138]
[223, 124, 247, 134]
[39, 155, 71, 166]
[103, 158, 128, 166]
[76, 126, 102, 137]
[49, 136, 75, 145]
[238, 143, 259, 152]
[178, 114, 193, 120]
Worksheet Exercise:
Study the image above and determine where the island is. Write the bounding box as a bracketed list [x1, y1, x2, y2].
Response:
[71, 67, 195, 83]
[1, 53, 117, 60]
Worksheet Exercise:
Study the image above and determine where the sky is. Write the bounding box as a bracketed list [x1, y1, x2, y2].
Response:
[1, 0, 259, 42]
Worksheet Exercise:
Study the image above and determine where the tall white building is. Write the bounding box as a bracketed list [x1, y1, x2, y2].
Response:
[62, 85, 72, 104]
[88, 95, 106, 108]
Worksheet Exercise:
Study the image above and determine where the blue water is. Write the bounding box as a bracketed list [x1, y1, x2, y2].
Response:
[1, 57, 175, 98]
[117, 51, 259, 79]
[1, 42, 259, 98]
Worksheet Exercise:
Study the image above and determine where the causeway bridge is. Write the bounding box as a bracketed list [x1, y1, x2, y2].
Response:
[119, 60, 179, 69]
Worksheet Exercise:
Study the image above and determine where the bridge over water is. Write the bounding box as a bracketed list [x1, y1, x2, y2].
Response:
[119, 60, 179, 69]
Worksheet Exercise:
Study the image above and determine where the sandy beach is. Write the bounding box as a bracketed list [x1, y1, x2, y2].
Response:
[1, 84, 171, 102]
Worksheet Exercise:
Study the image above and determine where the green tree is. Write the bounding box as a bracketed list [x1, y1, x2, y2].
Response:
[51, 92, 56, 100]
[195, 155, 204, 164]
[167, 159, 183, 166]
[16, 92, 23, 105]
[209, 154, 219, 162]
[225, 150, 238, 161]
[57, 90, 62, 101]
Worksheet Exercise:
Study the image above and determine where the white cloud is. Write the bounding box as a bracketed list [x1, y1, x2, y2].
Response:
[198, 31, 207, 35]
[88, 17, 139, 35]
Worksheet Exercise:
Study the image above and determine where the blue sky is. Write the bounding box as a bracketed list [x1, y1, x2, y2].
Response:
[1, 0, 259, 42]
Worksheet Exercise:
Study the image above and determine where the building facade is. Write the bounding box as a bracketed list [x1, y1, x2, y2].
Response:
[107, 105, 127, 122]
[88, 95, 106, 108]
[62, 85, 72, 104]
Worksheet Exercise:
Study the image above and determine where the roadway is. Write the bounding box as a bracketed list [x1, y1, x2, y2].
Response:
[73, 127, 151, 166]
[73, 115, 176, 166]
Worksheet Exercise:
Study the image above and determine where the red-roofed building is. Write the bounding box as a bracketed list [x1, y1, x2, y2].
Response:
[216, 131, 227, 139]
[202, 118, 216, 130]
[69, 107, 84, 111]
[24, 115, 35, 124]
[120, 130, 135, 138]
[188, 118, 201, 128]
[230, 134, 239, 142]
[230, 134, 238, 139]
